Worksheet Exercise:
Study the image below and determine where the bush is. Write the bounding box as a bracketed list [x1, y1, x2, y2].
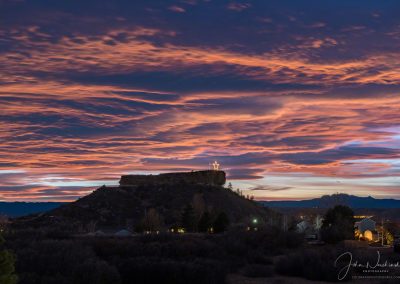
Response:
[116, 257, 226, 284]
[0, 249, 17, 284]
[72, 259, 121, 284]
[0, 233, 17, 284]
[275, 247, 348, 282]
[213, 212, 230, 233]
[10, 239, 121, 284]
[242, 264, 274, 278]
[6, 225, 309, 284]
[221, 225, 303, 254]
[246, 251, 273, 265]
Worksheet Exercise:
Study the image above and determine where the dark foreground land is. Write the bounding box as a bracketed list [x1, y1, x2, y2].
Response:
[4, 226, 400, 284]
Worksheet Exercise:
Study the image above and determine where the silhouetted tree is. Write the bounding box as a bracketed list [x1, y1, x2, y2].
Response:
[0, 215, 8, 231]
[181, 205, 196, 232]
[143, 208, 163, 232]
[0, 234, 17, 284]
[235, 188, 242, 196]
[86, 220, 97, 233]
[385, 221, 400, 236]
[213, 212, 230, 233]
[321, 205, 354, 243]
[198, 211, 212, 233]
[192, 193, 205, 228]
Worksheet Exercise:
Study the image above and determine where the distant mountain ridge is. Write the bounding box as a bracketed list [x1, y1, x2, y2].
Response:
[0, 202, 64, 217]
[260, 194, 400, 209]
[5, 193, 400, 218]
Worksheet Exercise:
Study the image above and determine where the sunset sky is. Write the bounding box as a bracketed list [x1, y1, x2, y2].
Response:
[1, 0, 400, 201]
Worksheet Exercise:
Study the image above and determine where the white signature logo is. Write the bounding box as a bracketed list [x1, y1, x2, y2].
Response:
[334, 251, 400, 281]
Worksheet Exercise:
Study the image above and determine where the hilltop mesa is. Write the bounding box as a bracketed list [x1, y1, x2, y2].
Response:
[15, 170, 270, 233]
[119, 170, 226, 186]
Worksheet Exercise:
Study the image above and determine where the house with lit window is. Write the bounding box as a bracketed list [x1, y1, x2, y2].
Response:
[355, 217, 377, 241]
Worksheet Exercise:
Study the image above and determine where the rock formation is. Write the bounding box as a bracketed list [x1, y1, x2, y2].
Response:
[15, 170, 274, 231]
[119, 170, 226, 186]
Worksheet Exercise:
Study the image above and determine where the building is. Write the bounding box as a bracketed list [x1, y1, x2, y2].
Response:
[355, 218, 377, 241]
[296, 215, 324, 240]
[296, 220, 311, 233]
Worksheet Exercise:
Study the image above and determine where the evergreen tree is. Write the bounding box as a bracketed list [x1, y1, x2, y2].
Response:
[142, 208, 163, 232]
[198, 211, 212, 233]
[181, 204, 196, 232]
[0, 234, 17, 284]
[192, 193, 205, 222]
[321, 205, 354, 243]
[213, 212, 230, 233]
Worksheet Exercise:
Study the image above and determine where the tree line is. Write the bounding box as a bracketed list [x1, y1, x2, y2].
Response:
[137, 193, 230, 234]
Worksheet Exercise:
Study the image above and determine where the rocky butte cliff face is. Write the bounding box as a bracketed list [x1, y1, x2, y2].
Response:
[119, 170, 226, 186]
[15, 170, 274, 231]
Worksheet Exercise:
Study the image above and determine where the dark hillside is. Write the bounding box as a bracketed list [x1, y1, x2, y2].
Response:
[15, 172, 270, 231]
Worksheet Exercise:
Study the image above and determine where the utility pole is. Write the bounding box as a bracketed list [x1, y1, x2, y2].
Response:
[283, 215, 288, 232]
[381, 218, 384, 246]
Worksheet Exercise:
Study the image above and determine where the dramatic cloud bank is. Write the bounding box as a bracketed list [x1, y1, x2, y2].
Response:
[1, 0, 400, 201]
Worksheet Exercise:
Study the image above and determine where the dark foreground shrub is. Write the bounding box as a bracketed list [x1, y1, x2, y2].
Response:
[246, 251, 273, 265]
[11, 239, 121, 284]
[221, 226, 303, 255]
[116, 257, 227, 284]
[275, 248, 347, 282]
[72, 259, 121, 284]
[242, 264, 274, 278]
